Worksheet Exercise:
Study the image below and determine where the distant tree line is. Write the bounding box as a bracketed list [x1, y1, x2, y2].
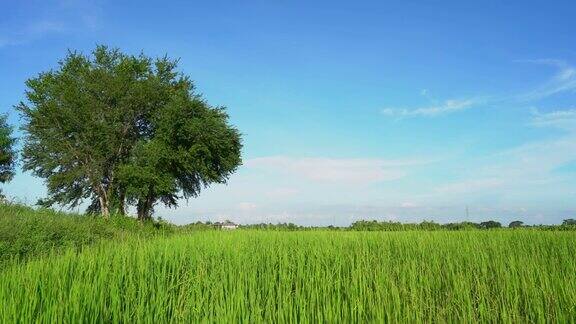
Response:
[240, 223, 303, 231]
[190, 219, 576, 231]
[347, 219, 576, 231]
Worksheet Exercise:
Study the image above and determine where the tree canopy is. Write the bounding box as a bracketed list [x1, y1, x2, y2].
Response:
[0, 115, 16, 196]
[563, 219, 576, 226]
[18, 46, 242, 219]
[508, 220, 524, 228]
[479, 220, 502, 229]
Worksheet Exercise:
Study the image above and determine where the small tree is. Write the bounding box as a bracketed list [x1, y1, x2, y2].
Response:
[508, 220, 524, 228]
[562, 219, 576, 226]
[419, 221, 441, 230]
[479, 220, 502, 229]
[0, 115, 16, 197]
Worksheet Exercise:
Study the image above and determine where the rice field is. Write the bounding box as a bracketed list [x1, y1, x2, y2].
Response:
[1, 230, 575, 322]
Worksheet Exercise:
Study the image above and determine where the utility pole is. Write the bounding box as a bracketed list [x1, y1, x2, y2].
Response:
[466, 205, 469, 220]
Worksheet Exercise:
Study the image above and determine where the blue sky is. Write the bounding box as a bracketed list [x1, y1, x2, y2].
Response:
[1, 0, 575, 225]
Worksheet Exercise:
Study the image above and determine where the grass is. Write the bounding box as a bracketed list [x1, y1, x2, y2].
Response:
[1, 230, 575, 322]
[0, 203, 173, 266]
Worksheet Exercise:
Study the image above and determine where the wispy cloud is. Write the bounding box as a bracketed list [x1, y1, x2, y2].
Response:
[237, 202, 258, 212]
[381, 98, 478, 118]
[423, 103, 576, 201]
[57, 0, 103, 31]
[434, 178, 504, 195]
[0, 20, 66, 47]
[517, 59, 576, 101]
[380, 59, 576, 120]
[0, 1, 102, 48]
[530, 108, 576, 131]
[27, 20, 66, 35]
[246, 156, 431, 185]
[432, 132, 576, 197]
[265, 187, 300, 198]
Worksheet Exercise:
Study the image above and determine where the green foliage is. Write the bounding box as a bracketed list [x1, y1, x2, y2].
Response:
[180, 221, 218, 231]
[17, 45, 242, 218]
[0, 230, 575, 322]
[350, 220, 446, 231]
[508, 220, 524, 228]
[0, 203, 173, 266]
[240, 222, 303, 230]
[17, 46, 155, 215]
[118, 93, 242, 219]
[442, 221, 480, 230]
[0, 114, 16, 191]
[241, 219, 576, 231]
[479, 220, 502, 229]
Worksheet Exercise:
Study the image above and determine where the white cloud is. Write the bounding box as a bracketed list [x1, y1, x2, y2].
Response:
[380, 59, 576, 120]
[0, 20, 66, 47]
[530, 108, 576, 131]
[57, 0, 103, 31]
[0, 1, 102, 48]
[434, 178, 503, 195]
[432, 132, 576, 197]
[381, 98, 477, 118]
[237, 202, 257, 212]
[265, 187, 299, 198]
[399, 202, 419, 208]
[518, 59, 576, 100]
[27, 20, 66, 35]
[246, 156, 429, 185]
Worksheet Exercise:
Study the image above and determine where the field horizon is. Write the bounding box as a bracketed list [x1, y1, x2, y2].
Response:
[2, 224, 575, 322]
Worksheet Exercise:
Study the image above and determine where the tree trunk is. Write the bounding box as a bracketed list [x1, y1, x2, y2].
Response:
[137, 190, 154, 221]
[98, 195, 110, 219]
[97, 184, 110, 219]
[118, 187, 126, 216]
[137, 199, 146, 221]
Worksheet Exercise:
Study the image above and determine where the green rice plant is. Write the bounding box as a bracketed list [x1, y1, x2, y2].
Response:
[1, 230, 574, 322]
[0, 203, 174, 266]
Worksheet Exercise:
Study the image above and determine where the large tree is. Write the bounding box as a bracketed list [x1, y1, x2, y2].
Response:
[0, 115, 16, 196]
[18, 46, 242, 218]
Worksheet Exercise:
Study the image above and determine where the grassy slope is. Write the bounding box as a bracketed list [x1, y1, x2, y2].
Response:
[0, 203, 173, 266]
[1, 230, 575, 322]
